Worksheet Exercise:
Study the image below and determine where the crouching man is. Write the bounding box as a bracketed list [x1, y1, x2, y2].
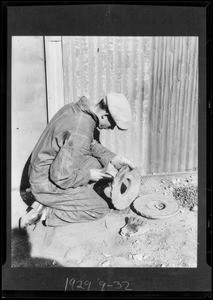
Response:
[20, 93, 134, 227]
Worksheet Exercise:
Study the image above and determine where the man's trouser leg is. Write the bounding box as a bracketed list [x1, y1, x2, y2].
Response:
[31, 156, 110, 226]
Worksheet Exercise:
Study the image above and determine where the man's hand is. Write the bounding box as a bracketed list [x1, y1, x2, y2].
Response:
[111, 155, 136, 170]
[90, 169, 113, 182]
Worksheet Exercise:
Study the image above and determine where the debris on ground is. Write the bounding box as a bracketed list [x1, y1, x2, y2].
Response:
[119, 216, 149, 238]
[11, 172, 198, 268]
[173, 185, 198, 210]
[132, 253, 143, 261]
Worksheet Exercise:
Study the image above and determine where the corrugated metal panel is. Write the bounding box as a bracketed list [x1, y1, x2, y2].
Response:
[45, 36, 198, 174]
[148, 37, 198, 173]
[61, 36, 151, 173]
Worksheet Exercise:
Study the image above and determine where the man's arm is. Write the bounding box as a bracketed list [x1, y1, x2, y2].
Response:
[90, 140, 135, 170]
[90, 139, 117, 167]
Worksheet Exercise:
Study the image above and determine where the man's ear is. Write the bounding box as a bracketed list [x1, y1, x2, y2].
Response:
[103, 96, 107, 105]
[101, 113, 109, 119]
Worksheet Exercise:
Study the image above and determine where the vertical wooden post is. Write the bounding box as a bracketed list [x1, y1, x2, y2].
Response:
[44, 36, 64, 121]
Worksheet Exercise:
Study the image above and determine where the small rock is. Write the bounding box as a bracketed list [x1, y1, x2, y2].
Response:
[191, 206, 198, 212]
[102, 253, 111, 258]
[155, 189, 158, 192]
[101, 260, 110, 267]
[129, 254, 133, 259]
[132, 240, 139, 245]
[77, 260, 83, 264]
[133, 253, 143, 261]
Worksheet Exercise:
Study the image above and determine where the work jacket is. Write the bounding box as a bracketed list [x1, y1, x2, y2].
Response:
[29, 97, 116, 195]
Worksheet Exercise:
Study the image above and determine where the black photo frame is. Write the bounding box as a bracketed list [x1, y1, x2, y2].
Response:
[1, 1, 212, 298]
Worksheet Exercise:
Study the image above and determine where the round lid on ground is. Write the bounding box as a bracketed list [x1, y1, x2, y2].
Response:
[133, 194, 179, 219]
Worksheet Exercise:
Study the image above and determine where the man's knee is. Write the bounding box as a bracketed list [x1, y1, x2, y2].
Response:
[84, 207, 109, 221]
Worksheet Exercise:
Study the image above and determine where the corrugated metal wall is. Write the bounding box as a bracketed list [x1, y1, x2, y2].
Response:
[61, 36, 152, 173]
[148, 37, 198, 173]
[44, 36, 198, 174]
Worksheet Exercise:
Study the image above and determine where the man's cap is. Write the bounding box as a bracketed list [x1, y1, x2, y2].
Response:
[106, 93, 132, 130]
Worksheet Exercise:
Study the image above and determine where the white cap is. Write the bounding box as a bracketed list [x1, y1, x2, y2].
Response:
[106, 93, 132, 130]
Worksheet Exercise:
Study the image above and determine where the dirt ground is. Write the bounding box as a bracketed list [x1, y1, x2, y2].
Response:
[11, 172, 197, 268]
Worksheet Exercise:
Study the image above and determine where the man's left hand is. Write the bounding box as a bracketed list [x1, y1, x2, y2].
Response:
[111, 155, 136, 170]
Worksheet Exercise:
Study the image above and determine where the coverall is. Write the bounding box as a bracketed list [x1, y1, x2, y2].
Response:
[29, 97, 117, 226]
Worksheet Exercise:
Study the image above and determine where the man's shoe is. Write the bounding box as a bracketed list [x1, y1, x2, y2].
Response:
[18, 203, 45, 228]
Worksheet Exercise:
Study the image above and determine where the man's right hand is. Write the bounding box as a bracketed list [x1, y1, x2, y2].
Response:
[89, 169, 112, 182]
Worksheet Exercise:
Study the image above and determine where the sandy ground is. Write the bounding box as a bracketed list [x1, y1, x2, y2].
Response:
[11, 172, 197, 268]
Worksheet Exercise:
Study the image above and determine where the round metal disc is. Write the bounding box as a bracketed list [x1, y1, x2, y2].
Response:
[133, 194, 179, 219]
[111, 166, 141, 210]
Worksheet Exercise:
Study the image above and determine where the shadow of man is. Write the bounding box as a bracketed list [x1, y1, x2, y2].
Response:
[11, 227, 62, 267]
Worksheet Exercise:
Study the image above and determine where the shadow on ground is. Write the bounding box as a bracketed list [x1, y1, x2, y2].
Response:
[11, 227, 62, 267]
